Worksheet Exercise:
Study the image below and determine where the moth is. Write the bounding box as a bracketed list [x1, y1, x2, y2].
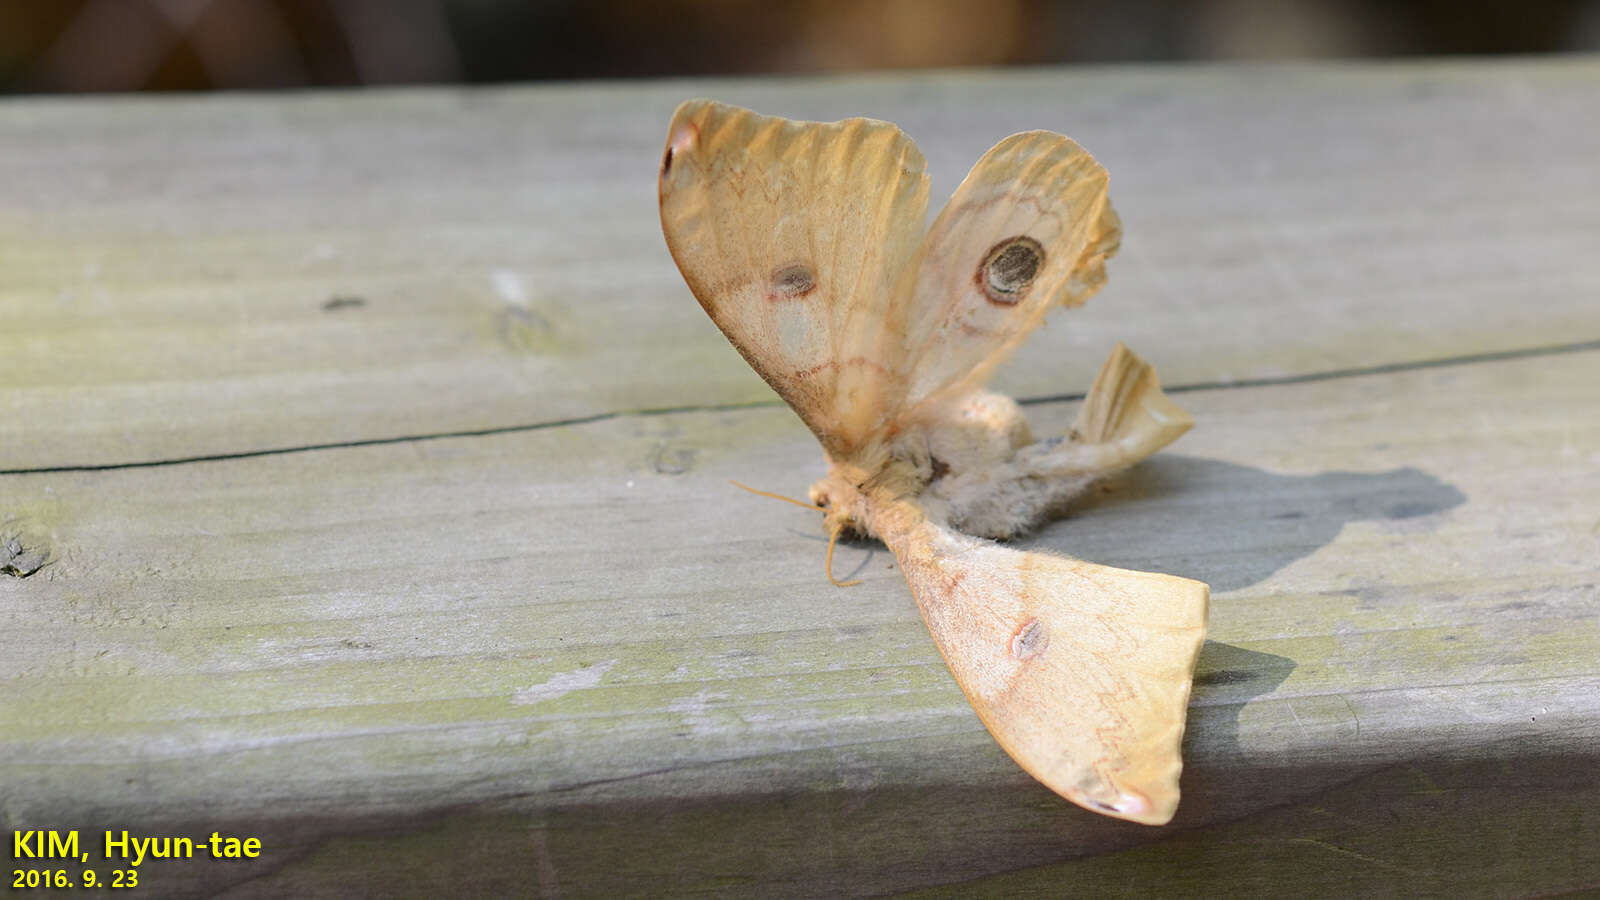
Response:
[658, 100, 1208, 825]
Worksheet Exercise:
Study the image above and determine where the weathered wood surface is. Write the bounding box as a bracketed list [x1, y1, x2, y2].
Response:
[2, 58, 1598, 897]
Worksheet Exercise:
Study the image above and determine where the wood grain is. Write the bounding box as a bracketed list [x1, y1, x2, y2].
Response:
[2, 58, 1598, 897]
[3, 58, 1597, 471]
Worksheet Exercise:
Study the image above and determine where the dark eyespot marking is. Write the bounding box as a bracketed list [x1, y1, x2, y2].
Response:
[977, 236, 1045, 305]
[770, 263, 816, 299]
[1011, 618, 1049, 660]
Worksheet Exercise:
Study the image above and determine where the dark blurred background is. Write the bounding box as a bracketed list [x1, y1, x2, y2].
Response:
[4, 0, 1598, 93]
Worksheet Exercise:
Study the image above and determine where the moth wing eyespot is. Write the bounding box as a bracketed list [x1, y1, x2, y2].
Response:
[770, 263, 817, 299]
[977, 236, 1046, 305]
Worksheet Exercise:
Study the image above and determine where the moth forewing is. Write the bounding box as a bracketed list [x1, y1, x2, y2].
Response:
[657, 99, 931, 459]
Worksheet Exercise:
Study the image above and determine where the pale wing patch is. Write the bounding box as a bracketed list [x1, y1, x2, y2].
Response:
[897, 131, 1123, 416]
[873, 498, 1207, 825]
[658, 99, 930, 457]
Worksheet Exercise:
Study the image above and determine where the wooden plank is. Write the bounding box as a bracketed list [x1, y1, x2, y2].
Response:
[4, 344, 1597, 895]
[3, 58, 1599, 469]
[3, 58, 1599, 896]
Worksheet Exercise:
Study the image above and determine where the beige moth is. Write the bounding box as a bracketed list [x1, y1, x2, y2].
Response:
[657, 99, 1208, 825]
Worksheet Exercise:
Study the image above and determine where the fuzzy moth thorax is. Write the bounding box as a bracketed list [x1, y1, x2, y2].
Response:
[807, 452, 911, 540]
[809, 390, 1037, 540]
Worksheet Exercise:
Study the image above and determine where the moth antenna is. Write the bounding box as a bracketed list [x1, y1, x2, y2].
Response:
[729, 479, 821, 511]
[726, 480, 857, 587]
[825, 524, 863, 588]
